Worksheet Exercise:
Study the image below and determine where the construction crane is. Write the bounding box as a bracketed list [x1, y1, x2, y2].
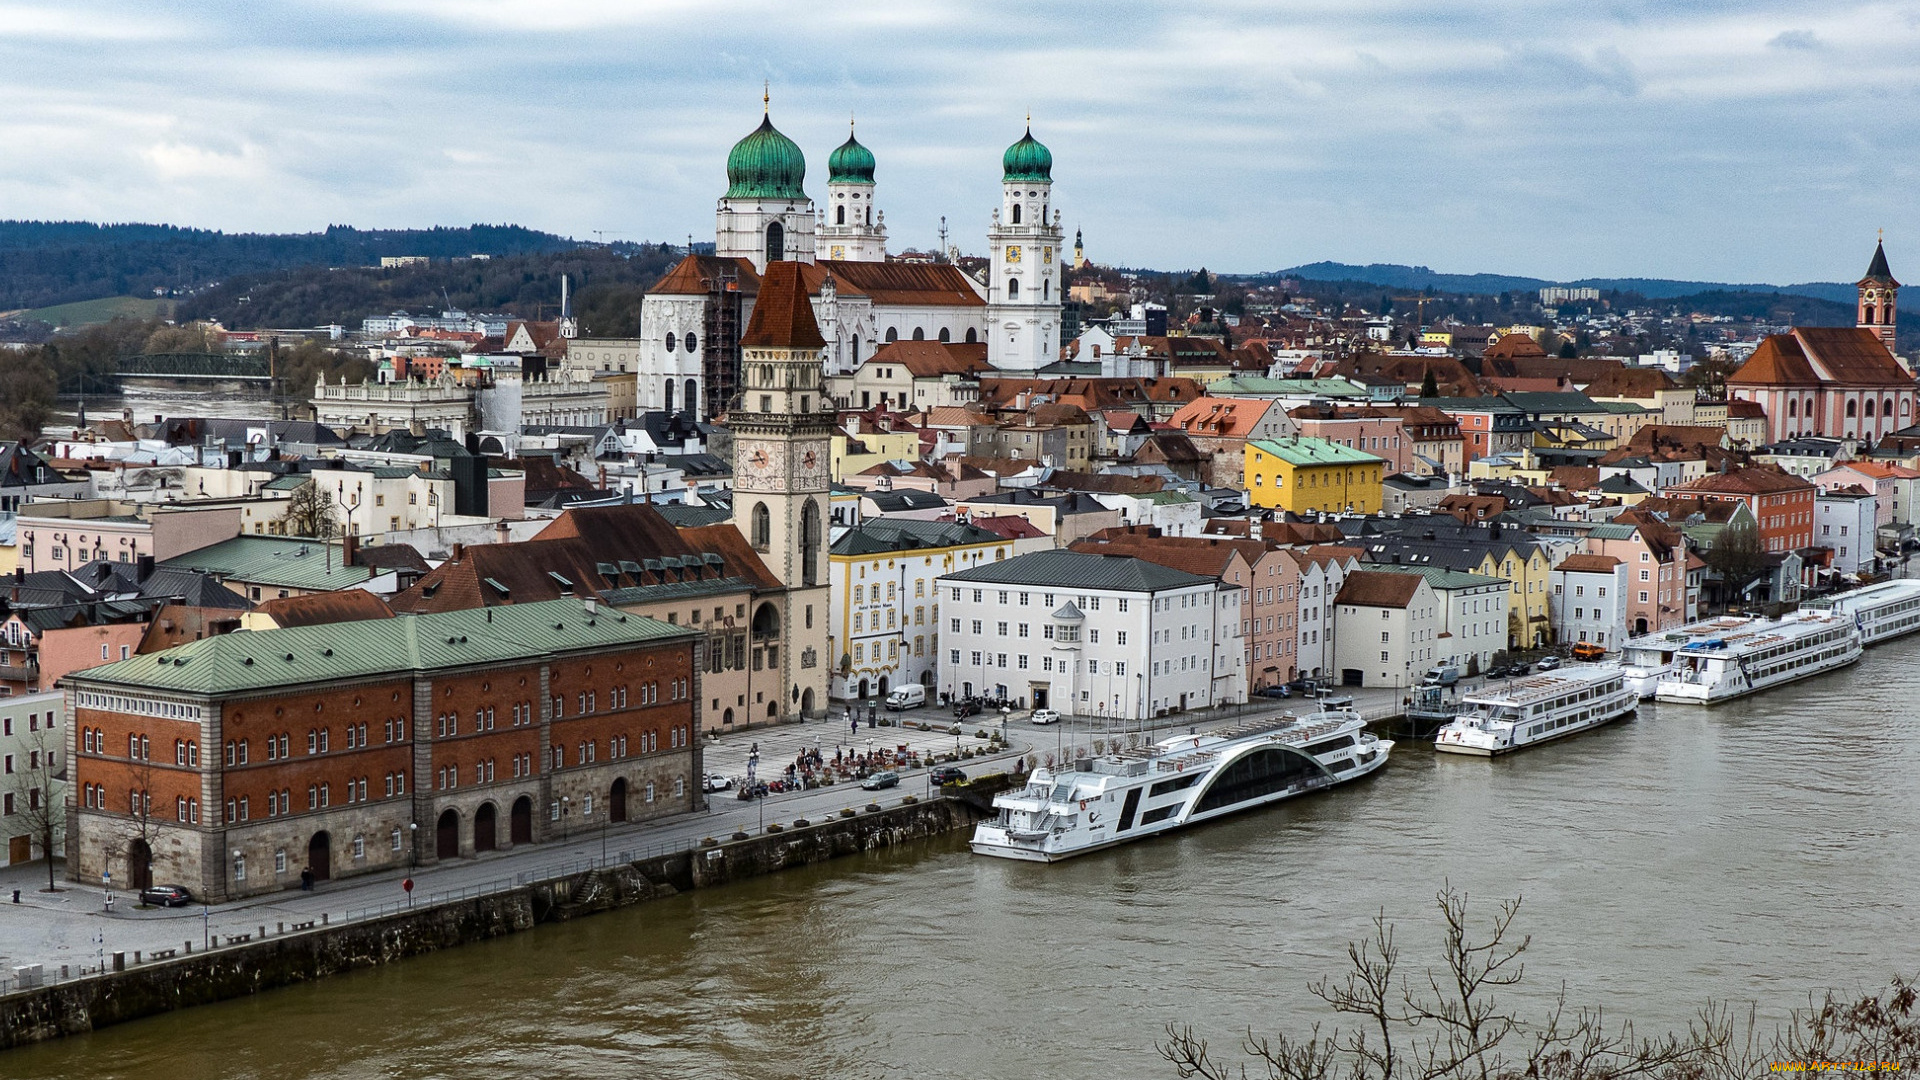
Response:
[1392, 295, 1441, 330]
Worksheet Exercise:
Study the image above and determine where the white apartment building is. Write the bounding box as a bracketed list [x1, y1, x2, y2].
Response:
[936, 550, 1244, 720]
[2, 691, 66, 866]
[1549, 554, 1629, 650]
[828, 519, 1012, 703]
[1331, 570, 1440, 689]
[1815, 488, 1878, 575]
[1296, 547, 1360, 682]
[1374, 566, 1510, 675]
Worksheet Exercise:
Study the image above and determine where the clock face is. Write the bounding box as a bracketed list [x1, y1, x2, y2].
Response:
[830, 245, 846, 260]
[1042, 246, 1053, 264]
[1006, 245, 1022, 264]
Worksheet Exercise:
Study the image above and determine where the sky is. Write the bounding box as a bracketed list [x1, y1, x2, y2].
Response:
[2, 0, 1917, 284]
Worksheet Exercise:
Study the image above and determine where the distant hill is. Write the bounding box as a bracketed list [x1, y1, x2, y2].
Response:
[1263, 261, 1858, 306]
[15, 295, 175, 327]
[176, 246, 684, 337]
[0, 221, 585, 311]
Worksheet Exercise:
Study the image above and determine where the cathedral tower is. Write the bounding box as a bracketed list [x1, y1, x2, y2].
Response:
[716, 94, 816, 273]
[819, 122, 887, 263]
[1859, 237, 1900, 353]
[985, 125, 1065, 371]
[730, 261, 832, 718]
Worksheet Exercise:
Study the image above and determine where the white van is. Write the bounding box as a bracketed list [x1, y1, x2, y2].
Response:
[884, 685, 927, 711]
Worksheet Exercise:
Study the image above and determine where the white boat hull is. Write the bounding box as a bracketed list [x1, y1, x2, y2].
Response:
[1655, 644, 1862, 705]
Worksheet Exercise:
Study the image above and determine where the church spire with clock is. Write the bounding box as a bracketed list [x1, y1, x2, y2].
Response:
[986, 123, 1066, 371]
[730, 260, 832, 718]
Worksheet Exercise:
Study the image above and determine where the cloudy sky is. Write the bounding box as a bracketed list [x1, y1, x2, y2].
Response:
[2, 0, 1916, 284]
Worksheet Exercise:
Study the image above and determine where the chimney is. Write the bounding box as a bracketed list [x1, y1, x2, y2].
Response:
[495, 520, 509, 544]
[136, 553, 155, 583]
[342, 534, 360, 567]
[410, 418, 426, 437]
[451, 543, 466, 562]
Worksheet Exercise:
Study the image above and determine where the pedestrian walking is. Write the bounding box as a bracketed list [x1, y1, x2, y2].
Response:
[300, 868, 314, 892]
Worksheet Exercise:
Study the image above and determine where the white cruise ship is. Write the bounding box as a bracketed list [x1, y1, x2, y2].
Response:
[1619, 615, 1763, 698]
[1654, 610, 1862, 704]
[971, 711, 1391, 862]
[1433, 665, 1638, 756]
[1806, 579, 1920, 646]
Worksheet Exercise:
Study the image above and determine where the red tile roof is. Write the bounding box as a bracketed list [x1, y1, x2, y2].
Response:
[1555, 554, 1622, 572]
[817, 260, 986, 307]
[742, 261, 827, 349]
[647, 254, 760, 296]
[1336, 569, 1425, 607]
[1672, 464, 1815, 497]
[1730, 327, 1910, 387]
[254, 590, 396, 628]
[867, 340, 992, 378]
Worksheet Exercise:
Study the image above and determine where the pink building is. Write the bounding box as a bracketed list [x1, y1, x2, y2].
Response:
[1288, 405, 1415, 475]
[1590, 514, 1690, 636]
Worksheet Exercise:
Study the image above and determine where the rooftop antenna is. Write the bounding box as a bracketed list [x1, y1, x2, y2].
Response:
[938, 216, 948, 261]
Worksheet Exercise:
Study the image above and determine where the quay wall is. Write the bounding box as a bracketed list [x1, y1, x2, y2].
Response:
[0, 795, 986, 1051]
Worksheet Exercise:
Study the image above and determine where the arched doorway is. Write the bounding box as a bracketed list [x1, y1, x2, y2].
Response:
[436, 809, 459, 860]
[307, 832, 331, 882]
[878, 674, 891, 695]
[128, 839, 153, 891]
[474, 803, 497, 853]
[920, 670, 935, 688]
[723, 706, 735, 725]
[856, 677, 869, 700]
[610, 778, 628, 823]
[510, 796, 533, 845]
[801, 687, 815, 717]
[1634, 617, 1649, 635]
[767, 701, 778, 719]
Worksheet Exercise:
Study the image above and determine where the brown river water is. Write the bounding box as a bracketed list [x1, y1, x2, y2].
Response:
[10, 634, 1918, 1079]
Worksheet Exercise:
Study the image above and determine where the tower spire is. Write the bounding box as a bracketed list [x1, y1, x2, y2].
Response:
[763, 81, 770, 113]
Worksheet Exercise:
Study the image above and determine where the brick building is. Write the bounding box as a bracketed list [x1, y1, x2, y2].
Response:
[64, 598, 700, 902]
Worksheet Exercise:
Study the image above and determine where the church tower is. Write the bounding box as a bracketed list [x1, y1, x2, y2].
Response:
[716, 93, 816, 273]
[1859, 236, 1900, 353]
[985, 125, 1065, 372]
[819, 122, 887, 263]
[730, 261, 832, 719]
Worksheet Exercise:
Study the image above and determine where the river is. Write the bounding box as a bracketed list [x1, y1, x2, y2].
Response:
[9, 637, 1919, 1079]
[57, 379, 279, 427]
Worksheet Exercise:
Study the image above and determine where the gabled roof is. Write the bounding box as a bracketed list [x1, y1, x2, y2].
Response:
[1335, 569, 1425, 608]
[1248, 437, 1384, 467]
[1672, 464, 1816, 498]
[1555, 554, 1623, 573]
[830, 518, 1002, 556]
[1730, 328, 1910, 387]
[1067, 527, 1264, 581]
[938, 549, 1214, 592]
[742, 261, 827, 349]
[1169, 397, 1275, 438]
[254, 589, 395, 628]
[866, 340, 992, 378]
[817, 260, 986, 307]
[647, 254, 760, 296]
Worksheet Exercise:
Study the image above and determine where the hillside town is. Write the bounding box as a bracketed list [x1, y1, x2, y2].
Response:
[4, 108, 1916, 907]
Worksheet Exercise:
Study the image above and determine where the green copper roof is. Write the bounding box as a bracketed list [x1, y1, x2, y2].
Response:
[828, 130, 875, 183]
[725, 114, 808, 200]
[68, 599, 695, 696]
[1002, 127, 1052, 182]
[1248, 437, 1387, 468]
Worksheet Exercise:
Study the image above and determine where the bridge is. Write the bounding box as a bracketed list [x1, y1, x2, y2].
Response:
[116, 353, 273, 382]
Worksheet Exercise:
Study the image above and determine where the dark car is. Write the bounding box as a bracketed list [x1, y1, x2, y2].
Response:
[1257, 685, 1291, 698]
[929, 766, 968, 785]
[1485, 665, 1510, 679]
[140, 884, 193, 907]
[861, 770, 901, 791]
[953, 699, 982, 718]
[1287, 677, 1318, 694]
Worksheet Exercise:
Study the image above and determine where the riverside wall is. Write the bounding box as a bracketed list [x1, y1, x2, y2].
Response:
[1, 794, 988, 1051]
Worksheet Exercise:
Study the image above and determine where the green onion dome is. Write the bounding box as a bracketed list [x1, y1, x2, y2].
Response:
[725, 115, 808, 200]
[828, 130, 876, 183]
[1002, 126, 1053, 182]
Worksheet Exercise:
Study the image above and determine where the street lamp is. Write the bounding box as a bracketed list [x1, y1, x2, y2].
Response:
[408, 822, 418, 870]
[560, 796, 571, 842]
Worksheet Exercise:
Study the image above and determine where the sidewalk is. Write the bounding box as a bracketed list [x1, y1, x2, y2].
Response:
[0, 696, 1338, 990]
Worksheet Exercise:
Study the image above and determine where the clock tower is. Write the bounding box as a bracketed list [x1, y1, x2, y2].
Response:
[730, 260, 832, 718]
[986, 124, 1065, 372]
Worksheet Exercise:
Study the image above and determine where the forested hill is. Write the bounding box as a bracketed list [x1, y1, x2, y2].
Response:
[1268, 261, 1857, 305]
[175, 246, 685, 337]
[0, 222, 583, 311]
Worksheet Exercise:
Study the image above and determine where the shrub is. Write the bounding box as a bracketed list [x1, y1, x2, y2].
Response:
[765, 823, 783, 834]
[865, 803, 882, 812]
[699, 837, 718, 847]
[729, 831, 749, 841]
[793, 818, 811, 827]
[901, 795, 919, 805]
[840, 808, 857, 818]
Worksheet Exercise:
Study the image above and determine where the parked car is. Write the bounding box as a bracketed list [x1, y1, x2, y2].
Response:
[1287, 677, 1319, 694]
[953, 699, 982, 718]
[1420, 664, 1462, 688]
[929, 766, 968, 785]
[1570, 642, 1607, 661]
[884, 685, 927, 710]
[140, 884, 193, 907]
[1535, 655, 1562, 671]
[703, 774, 733, 792]
[860, 770, 900, 791]
[1029, 708, 1061, 725]
[1257, 685, 1291, 699]
[1508, 662, 1532, 677]
[1484, 664, 1511, 680]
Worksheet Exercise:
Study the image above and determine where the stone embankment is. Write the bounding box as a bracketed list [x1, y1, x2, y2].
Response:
[1, 794, 989, 1051]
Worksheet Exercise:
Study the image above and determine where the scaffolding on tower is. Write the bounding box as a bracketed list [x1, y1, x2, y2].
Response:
[702, 265, 744, 421]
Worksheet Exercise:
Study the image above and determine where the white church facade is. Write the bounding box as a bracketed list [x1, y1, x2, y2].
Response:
[612, 104, 1066, 418]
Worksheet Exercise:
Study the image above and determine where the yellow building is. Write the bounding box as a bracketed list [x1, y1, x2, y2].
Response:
[831, 428, 922, 482]
[1245, 437, 1385, 514]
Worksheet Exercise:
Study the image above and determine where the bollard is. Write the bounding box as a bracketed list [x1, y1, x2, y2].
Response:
[112, 952, 125, 972]
[259, 925, 266, 938]
[321, 913, 328, 925]
[277, 922, 284, 934]
[185, 940, 192, 954]
[10, 889, 18, 903]
[135, 951, 142, 964]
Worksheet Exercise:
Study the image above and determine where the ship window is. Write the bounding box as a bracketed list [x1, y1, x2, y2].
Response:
[1147, 775, 1202, 798]
[1140, 805, 1181, 826]
[1191, 747, 1326, 814]
[1300, 735, 1357, 757]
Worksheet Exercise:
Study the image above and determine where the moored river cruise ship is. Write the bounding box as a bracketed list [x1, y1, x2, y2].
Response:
[971, 710, 1391, 862]
[1433, 664, 1638, 757]
[1805, 579, 1920, 646]
[1653, 610, 1862, 705]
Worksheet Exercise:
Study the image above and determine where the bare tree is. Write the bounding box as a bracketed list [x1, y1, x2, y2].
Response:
[1157, 886, 1919, 1079]
[279, 481, 339, 540]
[4, 724, 64, 892]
